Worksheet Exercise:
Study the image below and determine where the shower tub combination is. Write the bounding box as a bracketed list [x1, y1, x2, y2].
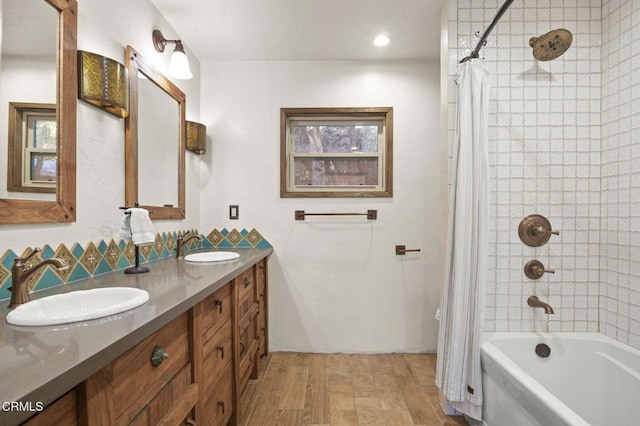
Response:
[481, 332, 640, 426]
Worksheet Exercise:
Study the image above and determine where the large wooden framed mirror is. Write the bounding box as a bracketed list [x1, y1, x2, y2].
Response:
[125, 46, 185, 220]
[0, 0, 77, 224]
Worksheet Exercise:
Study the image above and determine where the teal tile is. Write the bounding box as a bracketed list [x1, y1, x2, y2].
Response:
[95, 259, 114, 275]
[217, 239, 233, 248]
[40, 245, 55, 259]
[35, 269, 62, 291]
[256, 239, 272, 248]
[202, 239, 214, 249]
[237, 239, 252, 248]
[116, 255, 131, 270]
[0, 286, 11, 301]
[240, 228, 249, 236]
[67, 263, 90, 282]
[98, 240, 108, 253]
[147, 250, 159, 262]
[71, 243, 85, 259]
[220, 228, 229, 236]
[118, 240, 127, 251]
[1, 250, 18, 270]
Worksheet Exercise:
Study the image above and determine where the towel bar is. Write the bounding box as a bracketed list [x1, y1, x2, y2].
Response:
[295, 210, 377, 220]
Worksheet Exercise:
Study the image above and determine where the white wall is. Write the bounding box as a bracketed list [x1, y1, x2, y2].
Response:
[0, 0, 201, 256]
[601, 0, 640, 349]
[200, 60, 442, 352]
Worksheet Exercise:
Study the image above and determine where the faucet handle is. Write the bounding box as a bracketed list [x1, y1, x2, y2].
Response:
[22, 247, 42, 262]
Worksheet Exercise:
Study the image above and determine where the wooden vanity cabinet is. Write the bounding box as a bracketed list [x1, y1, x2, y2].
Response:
[18, 256, 270, 426]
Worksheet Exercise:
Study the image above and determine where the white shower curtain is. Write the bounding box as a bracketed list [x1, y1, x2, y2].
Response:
[436, 58, 490, 421]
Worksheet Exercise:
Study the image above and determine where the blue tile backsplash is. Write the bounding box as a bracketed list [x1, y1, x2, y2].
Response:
[0, 228, 271, 301]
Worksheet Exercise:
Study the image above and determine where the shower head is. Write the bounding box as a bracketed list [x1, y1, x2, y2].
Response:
[529, 29, 573, 61]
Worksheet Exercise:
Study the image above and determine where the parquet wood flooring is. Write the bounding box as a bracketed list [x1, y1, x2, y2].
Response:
[240, 353, 468, 426]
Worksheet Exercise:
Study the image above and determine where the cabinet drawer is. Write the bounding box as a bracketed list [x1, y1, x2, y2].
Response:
[202, 283, 231, 342]
[203, 319, 233, 389]
[236, 267, 255, 305]
[125, 364, 197, 426]
[203, 366, 234, 426]
[111, 313, 190, 420]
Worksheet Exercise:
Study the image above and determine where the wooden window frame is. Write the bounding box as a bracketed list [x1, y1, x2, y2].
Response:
[7, 102, 57, 193]
[280, 107, 393, 198]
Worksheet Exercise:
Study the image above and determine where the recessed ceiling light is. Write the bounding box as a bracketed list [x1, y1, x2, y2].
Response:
[373, 35, 390, 47]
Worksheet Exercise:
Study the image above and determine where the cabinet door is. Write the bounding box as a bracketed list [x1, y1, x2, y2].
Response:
[23, 389, 77, 425]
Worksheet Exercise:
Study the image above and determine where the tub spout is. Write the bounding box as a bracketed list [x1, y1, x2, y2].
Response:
[527, 296, 554, 314]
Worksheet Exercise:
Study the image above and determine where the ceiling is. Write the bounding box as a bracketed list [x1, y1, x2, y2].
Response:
[150, 0, 444, 62]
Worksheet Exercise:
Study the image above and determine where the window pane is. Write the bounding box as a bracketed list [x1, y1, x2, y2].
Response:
[293, 125, 379, 154]
[294, 158, 379, 186]
[30, 153, 57, 182]
[33, 119, 57, 149]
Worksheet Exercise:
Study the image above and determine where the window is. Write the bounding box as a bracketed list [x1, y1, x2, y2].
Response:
[7, 103, 57, 193]
[280, 107, 393, 197]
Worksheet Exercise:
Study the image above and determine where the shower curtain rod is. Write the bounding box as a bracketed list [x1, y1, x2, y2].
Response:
[459, 0, 516, 63]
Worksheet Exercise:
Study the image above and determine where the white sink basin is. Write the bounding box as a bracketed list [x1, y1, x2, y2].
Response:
[184, 251, 240, 263]
[6, 287, 150, 327]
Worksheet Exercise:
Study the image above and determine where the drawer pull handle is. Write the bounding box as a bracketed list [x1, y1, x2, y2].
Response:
[215, 299, 223, 314]
[217, 401, 225, 414]
[150, 345, 169, 367]
[244, 277, 251, 288]
[239, 342, 245, 355]
[260, 292, 265, 298]
[217, 345, 225, 360]
[261, 327, 266, 336]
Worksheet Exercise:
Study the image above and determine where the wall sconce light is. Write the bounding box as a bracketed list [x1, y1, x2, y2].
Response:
[78, 51, 129, 118]
[186, 121, 207, 155]
[152, 29, 193, 80]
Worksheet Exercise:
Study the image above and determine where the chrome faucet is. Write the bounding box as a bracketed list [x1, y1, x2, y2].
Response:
[176, 232, 202, 258]
[8, 248, 68, 309]
[527, 295, 554, 314]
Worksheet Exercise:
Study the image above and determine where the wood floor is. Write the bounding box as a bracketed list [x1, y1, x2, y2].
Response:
[239, 353, 468, 426]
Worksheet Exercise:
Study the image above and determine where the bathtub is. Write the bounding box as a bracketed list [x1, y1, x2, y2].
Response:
[481, 332, 640, 426]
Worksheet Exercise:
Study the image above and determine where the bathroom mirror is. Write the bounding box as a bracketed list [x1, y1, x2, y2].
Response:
[0, 0, 77, 224]
[125, 46, 185, 220]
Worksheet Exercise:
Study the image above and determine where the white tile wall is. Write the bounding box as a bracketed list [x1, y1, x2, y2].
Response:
[601, 0, 640, 349]
[448, 0, 603, 335]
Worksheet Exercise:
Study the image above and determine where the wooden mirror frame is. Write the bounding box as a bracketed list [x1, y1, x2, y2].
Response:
[125, 46, 185, 220]
[0, 0, 77, 224]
